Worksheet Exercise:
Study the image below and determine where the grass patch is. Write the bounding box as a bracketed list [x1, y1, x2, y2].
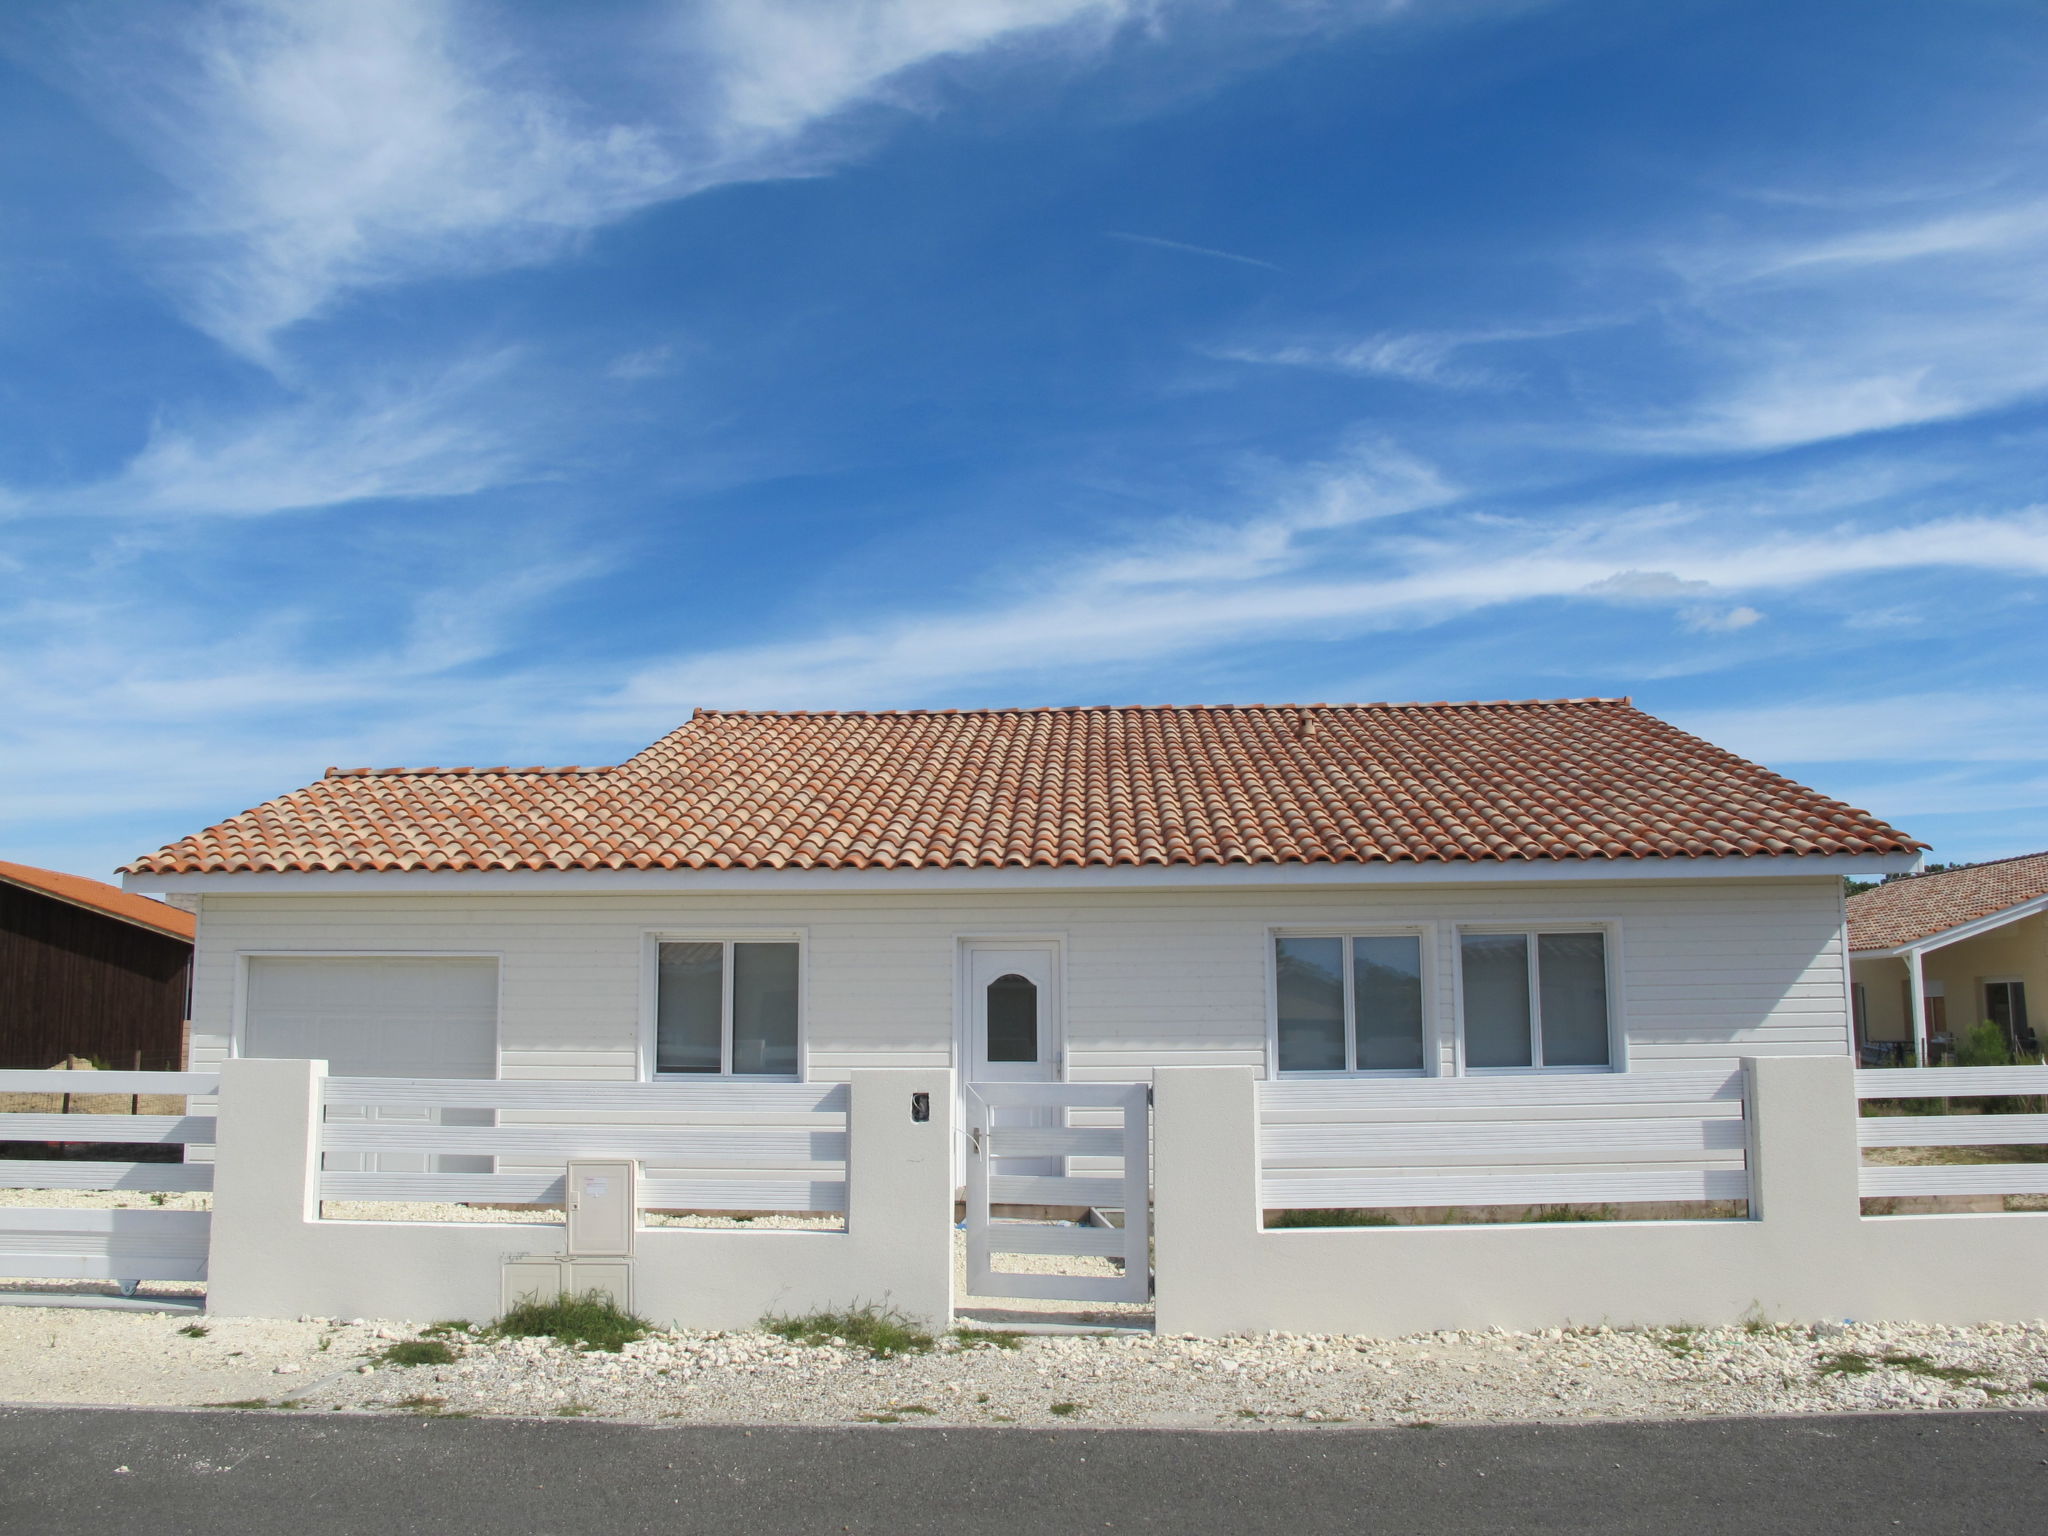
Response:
[951, 1326, 1023, 1351]
[176, 1323, 209, 1338]
[763, 1305, 934, 1359]
[1048, 1402, 1083, 1417]
[554, 1403, 592, 1417]
[857, 1404, 935, 1423]
[1266, 1208, 1396, 1229]
[394, 1394, 448, 1412]
[1881, 1353, 1993, 1385]
[1818, 1351, 1875, 1376]
[1656, 1327, 1702, 1359]
[206, 1399, 277, 1410]
[421, 1320, 474, 1338]
[493, 1291, 650, 1354]
[1520, 1205, 1616, 1223]
[377, 1338, 458, 1368]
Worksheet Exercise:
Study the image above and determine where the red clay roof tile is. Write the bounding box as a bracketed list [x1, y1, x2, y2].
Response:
[123, 700, 1921, 876]
[2, 859, 197, 938]
[1846, 851, 2048, 951]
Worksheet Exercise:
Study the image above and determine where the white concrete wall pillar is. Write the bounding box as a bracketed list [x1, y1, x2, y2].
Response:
[1151, 1066, 1260, 1337]
[1745, 1053, 1861, 1230]
[847, 1068, 956, 1328]
[205, 1056, 325, 1316]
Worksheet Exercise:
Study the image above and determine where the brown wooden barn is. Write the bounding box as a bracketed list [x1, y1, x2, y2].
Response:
[0, 860, 194, 1071]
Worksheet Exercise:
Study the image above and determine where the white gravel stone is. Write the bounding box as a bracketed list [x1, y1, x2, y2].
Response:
[1, 1306, 2044, 1430]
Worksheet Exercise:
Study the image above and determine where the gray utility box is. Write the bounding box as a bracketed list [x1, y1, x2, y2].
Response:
[566, 1159, 637, 1256]
[501, 1158, 639, 1314]
[500, 1256, 633, 1315]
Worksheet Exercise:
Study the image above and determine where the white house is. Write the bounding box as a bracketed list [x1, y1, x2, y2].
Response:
[120, 700, 1921, 1096]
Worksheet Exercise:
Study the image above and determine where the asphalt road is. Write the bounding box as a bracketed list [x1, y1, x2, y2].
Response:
[2, 1407, 2045, 1535]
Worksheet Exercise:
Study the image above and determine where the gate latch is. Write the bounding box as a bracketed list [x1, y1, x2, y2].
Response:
[968, 1126, 983, 1157]
[911, 1091, 930, 1123]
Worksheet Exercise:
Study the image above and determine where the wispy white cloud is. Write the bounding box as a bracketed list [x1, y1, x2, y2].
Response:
[1674, 691, 2048, 766]
[2, 352, 529, 518]
[1213, 321, 1591, 388]
[44, 0, 1170, 359]
[1107, 230, 1282, 271]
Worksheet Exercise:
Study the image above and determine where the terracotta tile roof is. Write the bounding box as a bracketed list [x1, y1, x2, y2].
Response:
[122, 699, 1921, 876]
[0, 859, 196, 939]
[1846, 851, 2048, 951]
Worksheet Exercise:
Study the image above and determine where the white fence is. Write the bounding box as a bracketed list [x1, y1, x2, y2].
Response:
[1855, 1066, 2048, 1201]
[319, 1077, 850, 1213]
[1259, 1069, 1749, 1215]
[0, 1069, 219, 1284]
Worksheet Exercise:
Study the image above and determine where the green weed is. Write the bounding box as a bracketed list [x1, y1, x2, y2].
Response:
[951, 1326, 1023, 1351]
[763, 1305, 934, 1359]
[176, 1323, 209, 1338]
[493, 1291, 650, 1354]
[1266, 1208, 1396, 1229]
[1048, 1402, 1083, 1417]
[377, 1339, 457, 1368]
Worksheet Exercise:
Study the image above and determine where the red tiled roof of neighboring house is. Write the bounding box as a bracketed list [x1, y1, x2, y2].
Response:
[121, 700, 1922, 876]
[1846, 851, 2048, 951]
[0, 859, 196, 939]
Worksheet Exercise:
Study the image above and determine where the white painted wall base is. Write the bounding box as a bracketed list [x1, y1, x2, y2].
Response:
[207, 1060, 955, 1331]
[1153, 1057, 2048, 1336]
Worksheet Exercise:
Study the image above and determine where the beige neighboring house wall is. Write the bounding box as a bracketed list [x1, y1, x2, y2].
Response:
[1852, 911, 2048, 1045]
[1847, 852, 2048, 1056]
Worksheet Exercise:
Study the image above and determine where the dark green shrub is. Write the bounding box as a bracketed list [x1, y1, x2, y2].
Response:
[492, 1290, 650, 1353]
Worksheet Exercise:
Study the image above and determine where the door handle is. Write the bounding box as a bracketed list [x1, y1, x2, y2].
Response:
[968, 1127, 983, 1157]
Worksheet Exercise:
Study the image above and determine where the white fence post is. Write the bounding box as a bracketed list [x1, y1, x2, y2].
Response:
[1745, 1053, 1861, 1230]
[205, 1056, 325, 1317]
[845, 1068, 956, 1328]
[1152, 1066, 1259, 1337]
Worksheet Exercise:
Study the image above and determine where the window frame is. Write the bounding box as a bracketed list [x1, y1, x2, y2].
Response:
[1265, 924, 1436, 1079]
[640, 929, 807, 1082]
[1451, 921, 1622, 1075]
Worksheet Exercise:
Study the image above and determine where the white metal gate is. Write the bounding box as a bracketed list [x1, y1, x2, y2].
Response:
[962, 1081, 1149, 1304]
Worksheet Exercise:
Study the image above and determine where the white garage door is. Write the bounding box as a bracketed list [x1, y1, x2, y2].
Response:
[244, 957, 498, 1174]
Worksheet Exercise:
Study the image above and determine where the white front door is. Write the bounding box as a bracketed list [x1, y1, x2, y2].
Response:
[964, 943, 1061, 1180]
[243, 957, 498, 1174]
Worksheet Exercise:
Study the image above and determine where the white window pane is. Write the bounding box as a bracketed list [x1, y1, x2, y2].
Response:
[1462, 933, 1531, 1069]
[1538, 932, 1609, 1067]
[1277, 937, 1346, 1071]
[732, 943, 799, 1075]
[656, 942, 723, 1074]
[1353, 935, 1424, 1071]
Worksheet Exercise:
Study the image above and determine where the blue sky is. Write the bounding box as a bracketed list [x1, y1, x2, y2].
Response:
[3, 0, 2046, 881]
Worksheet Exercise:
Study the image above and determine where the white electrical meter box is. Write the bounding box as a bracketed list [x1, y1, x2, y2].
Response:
[499, 1256, 635, 1313]
[501, 1257, 565, 1313]
[566, 1159, 637, 1256]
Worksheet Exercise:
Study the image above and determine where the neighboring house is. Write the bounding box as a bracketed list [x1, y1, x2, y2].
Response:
[0, 860, 195, 1071]
[119, 701, 1921, 1094]
[1846, 852, 2048, 1065]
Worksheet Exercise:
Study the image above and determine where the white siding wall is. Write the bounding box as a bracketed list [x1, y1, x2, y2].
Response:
[185, 877, 1851, 1082]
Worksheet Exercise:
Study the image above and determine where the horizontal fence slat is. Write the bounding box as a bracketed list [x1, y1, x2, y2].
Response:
[1860, 1165, 2048, 1197]
[0, 1071, 217, 1095]
[316, 1173, 847, 1212]
[0, 1205, 212, 1279]
[1262, 1100, 1744, 1126]
[321, 1126, 844, 1161]
[1858, 1114, 2048, 1148]
[1856, 1067, 2048, 1099]
[1260, 1168, 1750, 1209]
[966, 1272, 1132, 1302]
[988, 1175, 1126, 1206]
[0, 1114, 215, 1145]
[972, 1084, 1145, 1109]
[977, 1223, 1130, 1258]
[1260, 1070, 1742, 1114]
[322, 1077, 847, 1114]
[0, 1161, 214, 1193]
[987, 1127, 1125, 1158]
[1263, 1118, 1745, 1164]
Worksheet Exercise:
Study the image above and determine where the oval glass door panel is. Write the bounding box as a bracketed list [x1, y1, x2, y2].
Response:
[985, 973, 1039, 1063]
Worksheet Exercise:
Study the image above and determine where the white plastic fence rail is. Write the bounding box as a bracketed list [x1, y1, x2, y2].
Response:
[317, 1076, 851, 1212]
[0, 1069, 220, 1282]
[1257, 1068, 1750, 1213]
[1854, 1066, 2048, 1200]
[963, 1082, 1150, 1304]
